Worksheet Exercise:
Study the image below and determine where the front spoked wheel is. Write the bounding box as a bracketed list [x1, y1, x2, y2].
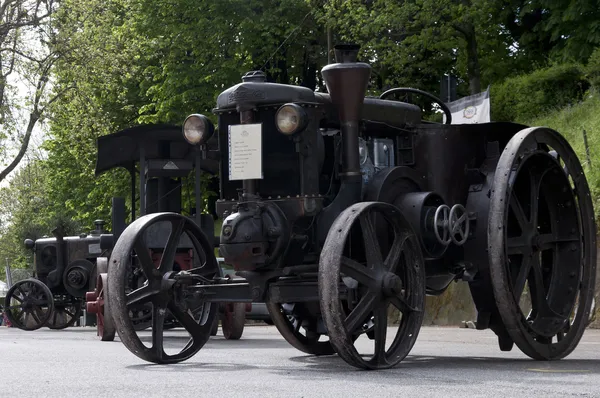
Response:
[319, 202, 425, 369]
[107, 213, 220, 364]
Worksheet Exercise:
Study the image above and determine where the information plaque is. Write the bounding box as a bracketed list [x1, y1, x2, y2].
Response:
[228, 123, 263, 181]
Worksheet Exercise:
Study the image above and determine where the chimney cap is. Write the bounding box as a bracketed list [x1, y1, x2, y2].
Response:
[242, 70, 267, 83]
[334, 44, 361, 63]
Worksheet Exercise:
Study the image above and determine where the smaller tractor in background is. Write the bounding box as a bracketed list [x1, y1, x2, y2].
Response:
[4, 220, 109, 330]
[84, 124, 262, 341]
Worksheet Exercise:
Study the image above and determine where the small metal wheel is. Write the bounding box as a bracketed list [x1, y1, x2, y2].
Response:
[319, 201, 426, 369]
[266, 302, 336, 355]
[46, 297, 82, 330]
[86, 273, 116, 341]
[221, 302, 246, 340]
[107, 213, 220, 364]
[489, 127, 596, 360]
[4, 279, 54, 331]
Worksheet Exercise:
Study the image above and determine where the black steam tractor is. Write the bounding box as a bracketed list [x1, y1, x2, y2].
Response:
[84, 124, 254, 341]
[4, 220, 109, 330]
[105, 44, 596, 370]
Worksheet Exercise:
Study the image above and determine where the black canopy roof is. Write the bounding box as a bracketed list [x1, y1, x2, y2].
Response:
[95, 123, 219, 176]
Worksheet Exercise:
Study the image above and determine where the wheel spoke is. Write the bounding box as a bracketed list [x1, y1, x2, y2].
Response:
[538, 233, 579, 250]
[293, 316, 302, 333]
[359, 213, 383, 268]
[30, 310, 42, 325]
[529, 253, 565, 321]
[152, 304, 166, 360]
[390, 294, 418, 314]
[126, 285, 159, 308]
[340, 256, 378, 288]
[509, 194, 529, 232]
[512, 255, 533, 302]
[529, 169, 542, 228]
[528, 254, 545, 315]
[31, 298, 50, 307]
[506, 236, 530, 255]
[159, 218, 186, 273]
[372, 305, 388, 365]
[134, 239, 157, 279]
[384, 234, 408, 273]
[344, 291, 378, 334]
[167, 301, 202, 338]
[10, 295, 23, 303]
[15, 286, 27, 299]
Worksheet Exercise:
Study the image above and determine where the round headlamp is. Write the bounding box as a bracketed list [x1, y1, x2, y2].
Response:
[182, 114, 214, 145]
[275, 103, 308, 135]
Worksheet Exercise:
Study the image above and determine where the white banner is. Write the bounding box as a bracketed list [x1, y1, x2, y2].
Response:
[443, 86, 490, 124]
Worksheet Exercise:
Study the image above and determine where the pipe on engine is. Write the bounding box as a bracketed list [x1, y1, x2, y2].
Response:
[321, 44, 371, 179]
[316, 44, 372, 247]
[48, 226, 66, 289]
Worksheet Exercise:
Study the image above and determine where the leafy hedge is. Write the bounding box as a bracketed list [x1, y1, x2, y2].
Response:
[491, 64, 589, 123]
[586, 47, 600, 91]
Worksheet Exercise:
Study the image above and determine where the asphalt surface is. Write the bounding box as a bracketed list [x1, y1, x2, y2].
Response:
[1, 325, 600, 398]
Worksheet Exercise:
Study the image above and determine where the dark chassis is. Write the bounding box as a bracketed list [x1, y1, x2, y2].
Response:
[104, 44, 596, 370]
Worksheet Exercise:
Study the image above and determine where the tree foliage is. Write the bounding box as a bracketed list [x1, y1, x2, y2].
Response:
[1, 0, 600, 270]
[0, 0, 64, 183]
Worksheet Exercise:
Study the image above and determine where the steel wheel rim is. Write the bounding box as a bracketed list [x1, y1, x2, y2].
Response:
[107, 213, 219, 364]
[319, 202, 425, 370]
[489, 127, 596, 359]
[5, 279, 54, 331]
[96, 273, 116, 341]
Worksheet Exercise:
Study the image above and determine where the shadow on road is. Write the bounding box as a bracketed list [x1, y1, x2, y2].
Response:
[281, 354, 600, 376]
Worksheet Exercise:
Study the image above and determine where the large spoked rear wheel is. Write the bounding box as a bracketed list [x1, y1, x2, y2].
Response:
[489, 127, 596, 360]
[319, 202, 425, 370]
[4, 279, 54, 331]
[266, 301, 336, 355]
[107, 213, 220, 364]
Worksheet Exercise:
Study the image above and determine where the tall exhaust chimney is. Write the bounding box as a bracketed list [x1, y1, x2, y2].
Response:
[321, 44, 371, 179]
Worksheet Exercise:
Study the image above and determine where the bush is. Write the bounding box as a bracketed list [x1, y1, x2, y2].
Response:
[491, 64, 589, 123]
[586, 47, 600, 91]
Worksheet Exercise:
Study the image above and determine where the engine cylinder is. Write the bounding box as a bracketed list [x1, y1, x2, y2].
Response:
[395, 192, 447, 259]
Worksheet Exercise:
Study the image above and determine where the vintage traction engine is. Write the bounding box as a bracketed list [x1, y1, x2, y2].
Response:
[4, 221, 109, 330]
[105, 45, 596, 369]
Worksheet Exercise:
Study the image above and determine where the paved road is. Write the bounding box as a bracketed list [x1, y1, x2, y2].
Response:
[1, 325, 599, 398]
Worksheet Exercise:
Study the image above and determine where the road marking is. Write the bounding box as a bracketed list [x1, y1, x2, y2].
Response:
[528, 368, 590, 373]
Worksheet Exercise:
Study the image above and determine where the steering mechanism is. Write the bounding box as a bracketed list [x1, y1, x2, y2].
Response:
[379, 87, 452, 125]
[433, 204, 470, 246]
[433, 204, 451, 245]
[449, 204, 469, 245]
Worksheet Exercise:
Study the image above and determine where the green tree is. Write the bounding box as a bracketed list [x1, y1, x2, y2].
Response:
[0, 0, 66, 183]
